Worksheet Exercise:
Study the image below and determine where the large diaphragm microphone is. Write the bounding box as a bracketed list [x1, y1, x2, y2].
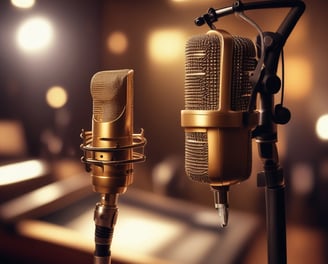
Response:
[81, 69, 146, 263]
[181, 30, 258, 227]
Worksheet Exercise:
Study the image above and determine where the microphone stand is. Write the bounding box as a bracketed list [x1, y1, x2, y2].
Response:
[194, 1, 305, 264]
[253, 40, 288, 264]
[252, 4, 305, 263]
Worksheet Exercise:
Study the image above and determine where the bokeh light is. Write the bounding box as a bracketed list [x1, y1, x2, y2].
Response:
[148, 29, 185, 63]
[106, 31, 128, 55]
[290, 163, 315, 195]
[316, 114, 328, 141]
[46, 86, 68, 109]
[0, 160, 48, 186]
[284, 56, 312, 100]
[17, 16, 54, 53]
[11, 0, 35, 9]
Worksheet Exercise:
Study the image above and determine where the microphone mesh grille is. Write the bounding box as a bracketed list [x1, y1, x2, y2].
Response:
[231, 37, 257, 111]
[185, 34, 220, 111]
[184, 33, 256, 182]
[91, 70, 129, 122]
[185, 131, 209, 182]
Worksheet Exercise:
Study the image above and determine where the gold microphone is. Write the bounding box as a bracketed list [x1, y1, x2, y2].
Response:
[181, 30, 258, 227]
[81, 69, 146, 264]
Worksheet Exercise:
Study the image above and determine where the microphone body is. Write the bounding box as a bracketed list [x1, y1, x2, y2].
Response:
[181, 30, 258, 226]
[90, 69, 134, 195]
[81, 69, 146, 263]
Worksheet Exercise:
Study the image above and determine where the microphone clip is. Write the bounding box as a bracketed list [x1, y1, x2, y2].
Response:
[80, 128, 147, 171]
[195, 1, 243, 29]
[194, 0, 305, 30]
[194, 8, 218, 29]
[194, 0, 243, 29]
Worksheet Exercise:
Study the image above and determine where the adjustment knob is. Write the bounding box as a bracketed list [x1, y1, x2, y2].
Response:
[264, 75, 281, 94]
[274, 104, 291, 124]
[194, 17, 205, 26]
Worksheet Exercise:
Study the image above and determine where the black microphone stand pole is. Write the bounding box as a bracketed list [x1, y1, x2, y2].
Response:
[252, 4, 305, 263]
[253, 39, 288, 263]
[255, 109, 286, 264]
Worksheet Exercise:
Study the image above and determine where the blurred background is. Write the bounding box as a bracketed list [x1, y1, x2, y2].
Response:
[0, 0, 327, 263]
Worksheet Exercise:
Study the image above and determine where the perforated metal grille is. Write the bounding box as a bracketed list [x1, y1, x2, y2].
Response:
[230, 37, 257, 111]
[184, 33, 256, 181]
[185, 131, 209, 182]
[185, 34, 220, 111]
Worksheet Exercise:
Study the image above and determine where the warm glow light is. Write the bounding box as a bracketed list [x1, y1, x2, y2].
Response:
[46, 86, 68, 109]
[11, 0, 35, 8]
[284, 56, 312, 100]
[0, 160, 48, 186]
[0, 121, 27, 156]
[114, 205, 185, 254]
[66, 203, 186, 255]
[316, 114, 328, 141]
[290, 163, 314, 195]
[148, 29, 185, 63]
[17, 17, 54, 53]
[107, 31, 128, 54]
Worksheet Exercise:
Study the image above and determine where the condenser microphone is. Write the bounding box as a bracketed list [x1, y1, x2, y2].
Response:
[81, 69, 146, 263]
[181, 30, 258, 227]
[90, 69, 134, 195]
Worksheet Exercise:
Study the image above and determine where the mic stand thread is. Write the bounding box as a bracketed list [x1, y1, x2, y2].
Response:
[94, 194, 118, 264]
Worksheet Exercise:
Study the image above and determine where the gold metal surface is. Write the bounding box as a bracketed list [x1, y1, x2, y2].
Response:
[90, 70, 134, 195]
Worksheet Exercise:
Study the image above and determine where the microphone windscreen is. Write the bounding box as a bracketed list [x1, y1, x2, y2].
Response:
[91, 69, 131, 122]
